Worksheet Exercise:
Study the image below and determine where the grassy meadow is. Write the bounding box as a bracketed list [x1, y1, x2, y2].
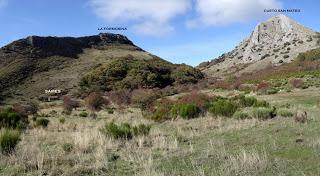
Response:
[1, 87, 320, 176]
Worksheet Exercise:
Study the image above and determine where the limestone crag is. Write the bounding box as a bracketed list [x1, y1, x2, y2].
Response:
[199, 14, 319, 77]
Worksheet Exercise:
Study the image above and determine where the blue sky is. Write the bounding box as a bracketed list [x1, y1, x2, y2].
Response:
[0, 0, 319, 66]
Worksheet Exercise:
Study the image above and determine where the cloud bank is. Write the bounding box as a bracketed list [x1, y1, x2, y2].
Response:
[90, 0, 191, 36]
[90, 0, 282, 35]
[188, 0, 282, 27]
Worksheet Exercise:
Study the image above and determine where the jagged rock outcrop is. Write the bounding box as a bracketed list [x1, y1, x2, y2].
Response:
[199, 14, 320, 77]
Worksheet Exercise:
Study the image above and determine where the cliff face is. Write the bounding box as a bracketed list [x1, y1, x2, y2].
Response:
[199, 15, 319, 78]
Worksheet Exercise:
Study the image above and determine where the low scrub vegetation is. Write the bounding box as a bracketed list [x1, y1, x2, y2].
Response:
[0, 107, 28, 129]
[80, 57, 203, 92]
[12, 101, 39, 116]
[131, 89, 160, 110]
[277, 108, 294, 117]
[296, 48, 320, 62]
[101, 122, 151, 139]
[146, 92, 211, 121]
[79, 111, 88, 117]
[233, 111, 250, 119]
[85, 92, 109, 111]
[35, 118, 50, 128]
[146, 92, 274, 121]
[148, 99, 175, 122]
[171, 103, 201, 119]
[219, 48, 320, 92]
[62, 96, 80, 114]
[252, 107, 276, 120]
[209, 98, 238, 117]
[289, 78, 305, 88]
[0, 129, 21, 154]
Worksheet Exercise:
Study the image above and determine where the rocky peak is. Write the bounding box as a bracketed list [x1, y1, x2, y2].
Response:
[250, 14, 314, 45]
[0, 33, 136, 58]
[200, 14, 319, 77]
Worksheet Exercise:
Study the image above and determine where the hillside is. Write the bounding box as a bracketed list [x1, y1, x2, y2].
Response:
[199, 14, 320, 78]
[0, 33, 202, 103]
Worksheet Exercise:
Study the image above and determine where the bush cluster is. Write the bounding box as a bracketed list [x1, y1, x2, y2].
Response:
[289, 78, 305, 88]
[131, 89, 160, 110]
[277, 108, 294, 117]
[101, 122, 151, 139]
[233, 111, 250, 119]
[79, 111, 88, 117]
[0, 108, 28, 129]
[80, 57, 203, 92]
[0, 129, 21, 154]
[148, 100, 175, 122]
[147, 92, 210, 121]
[35, 118, 50, 128]
[209, 98, 238, 117]
[296, 48, 320, 62]
[62, 96, 80, 114]
[85, 92, 109, 111]
[171, 103, 201, 119]
[252, 107, 276, 120]
[146, 92, 274, 121]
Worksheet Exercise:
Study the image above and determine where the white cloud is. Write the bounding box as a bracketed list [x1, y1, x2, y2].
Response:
[187, 0, 282, 27]
[90, 0, 191, 36]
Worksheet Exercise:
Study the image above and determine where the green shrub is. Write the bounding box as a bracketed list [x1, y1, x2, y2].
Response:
[131, 89, 160, 110]
[296, 48, 320, 62]
[31, 115, 37, 122]
[105, 108, 114, 114]
[35, 118, 50, 128]
[59, 117, 66, 124]
[238, 96, 257, 107]
[102, 122, 132, 139]
[79, 111, 88, 117]
[80, 57, 203, 92]
[277, 108, 294, 117]
[0, 108, 28, 129]
[253, 100, 270, 107]
[102, 122, 152, 139]
[148, 101, 174, 122]
[171, 103, 201, 119]
[233, 111, 251, 119]
[0, 129, 21, 154]
[132, 124, 152, 136]
[209, 99, 238, 117]
[62, 143, 73, 153]
[283, 55, 290, 59]
[266, 88, 279, 94]
[178, 91, 211, 112]
[252, 107, 276, 120]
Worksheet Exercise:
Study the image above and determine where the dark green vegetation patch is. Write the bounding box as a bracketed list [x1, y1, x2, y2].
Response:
[80, 57, 204, 91]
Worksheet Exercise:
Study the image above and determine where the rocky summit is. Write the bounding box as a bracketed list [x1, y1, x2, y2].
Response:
[0, 33, 138, 59]
[199, 14, 320, 78]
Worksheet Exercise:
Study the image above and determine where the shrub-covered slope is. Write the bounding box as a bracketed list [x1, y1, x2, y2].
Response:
[80, 56, 203, 92]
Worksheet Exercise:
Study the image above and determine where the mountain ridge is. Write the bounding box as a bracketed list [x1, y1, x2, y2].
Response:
[0, 33, 202, 103]
[0, 33, 140, 59]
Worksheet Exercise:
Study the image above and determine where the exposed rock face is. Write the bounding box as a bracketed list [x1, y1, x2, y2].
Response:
[0, 33, 138, 58]
[199, 14, 319, 77]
